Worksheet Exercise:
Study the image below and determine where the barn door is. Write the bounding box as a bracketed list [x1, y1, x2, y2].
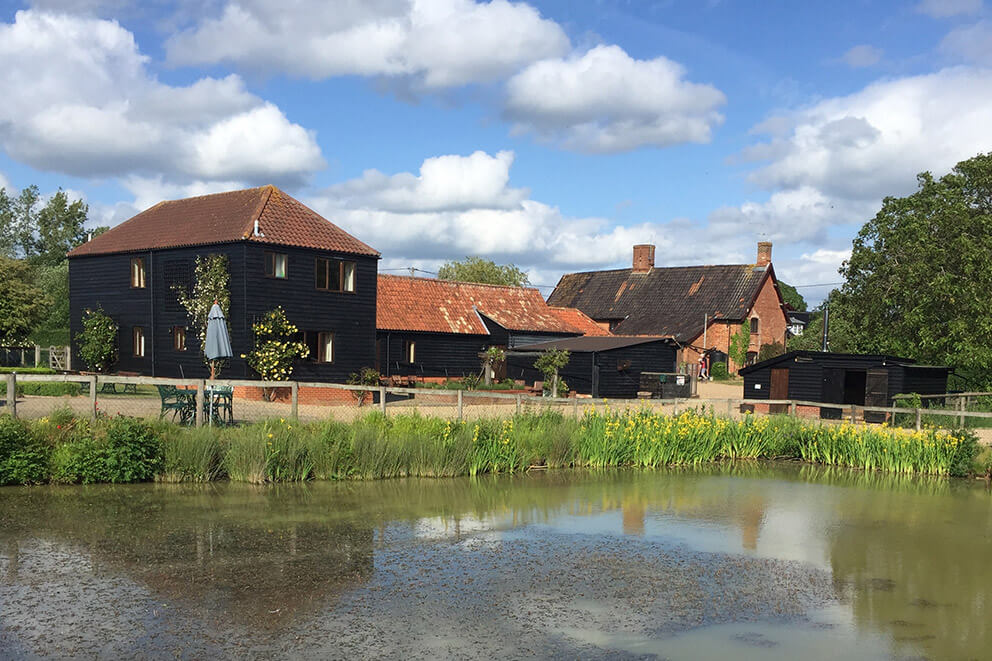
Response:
[769, 368, 789, 414]
[820, 368, 843, 419]
[864, 368, 888, 423]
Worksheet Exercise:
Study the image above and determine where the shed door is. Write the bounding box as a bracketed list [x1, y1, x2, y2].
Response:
[769, 368, 789, 414]
[820, 368, 843, 419]
[865, 368, 888, 423]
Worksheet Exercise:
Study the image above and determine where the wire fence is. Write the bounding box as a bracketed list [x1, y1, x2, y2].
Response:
[3, 373, 991, 436]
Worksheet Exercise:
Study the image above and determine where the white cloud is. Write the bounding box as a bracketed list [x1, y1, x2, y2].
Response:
[941, 21, 992, 65]
[504, 45, 726, 153]
[775, 248, 851, 300]
[325, 150, 528, 212]
[165, 0, 570, 89]
[743, 67, 992, 202]
[916, 0, 982, 17]
[0, 10, 324, 185]
[841, 44, 883, 68]
[308, 151, 737, 275]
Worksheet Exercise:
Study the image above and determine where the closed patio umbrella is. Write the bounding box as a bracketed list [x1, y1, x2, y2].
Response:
[205, 302, 232, 425]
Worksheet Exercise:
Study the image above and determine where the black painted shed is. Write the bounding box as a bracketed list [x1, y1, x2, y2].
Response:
[506, 336, 678, 399]
[739, 351, 949, 418]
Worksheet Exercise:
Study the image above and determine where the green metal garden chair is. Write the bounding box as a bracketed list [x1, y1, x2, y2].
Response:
[157, 385, 196, 425]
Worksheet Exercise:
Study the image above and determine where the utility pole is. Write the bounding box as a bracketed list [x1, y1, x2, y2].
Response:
[821, 304, 830, 352]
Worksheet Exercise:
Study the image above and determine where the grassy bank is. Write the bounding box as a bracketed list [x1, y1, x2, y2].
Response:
[0, 408, 982, 487]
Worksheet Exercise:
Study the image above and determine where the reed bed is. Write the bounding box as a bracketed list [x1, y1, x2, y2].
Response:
[0, 407, 980, 486]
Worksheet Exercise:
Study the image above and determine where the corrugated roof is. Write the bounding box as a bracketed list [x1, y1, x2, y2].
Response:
[547, 264, 771, 341]
[67, 185, 379, 258]
[738, 351, 924, 374]
[507, 335, 673, 353]
[376, 275, 585, 335]
[547, 307, 612, 336]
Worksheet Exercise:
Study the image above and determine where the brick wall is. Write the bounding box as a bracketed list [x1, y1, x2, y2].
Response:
[680, 272, 788, 374]
[234, 385, 370, 405]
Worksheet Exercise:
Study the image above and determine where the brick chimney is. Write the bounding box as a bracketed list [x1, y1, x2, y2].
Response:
[632, 244, 655, 273]
[756, 241, 772, 267]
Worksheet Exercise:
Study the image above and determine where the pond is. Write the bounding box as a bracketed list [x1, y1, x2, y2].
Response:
[1, 464, 990, 659]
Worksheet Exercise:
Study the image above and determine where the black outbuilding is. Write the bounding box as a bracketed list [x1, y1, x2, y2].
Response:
[506, 336, 678, 399]
[739, 351, 950, 419]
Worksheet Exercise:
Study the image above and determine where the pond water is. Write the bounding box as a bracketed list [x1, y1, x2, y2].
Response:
[1, 464, 990, 659]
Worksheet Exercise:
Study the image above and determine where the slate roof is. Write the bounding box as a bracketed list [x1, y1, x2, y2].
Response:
[376, 275, 584, 336]
[507, 336, 674, 353]
[547, 307, 612, 336]
[546, 264, 773, 342]
[67, 185, 379, 258]
[738, 351, 922, 375]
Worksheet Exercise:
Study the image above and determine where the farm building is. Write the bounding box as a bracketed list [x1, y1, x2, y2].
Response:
[376, 275, 595, 379]
[739, 351, 950, 419]
[547, 242, 789, 373]
[505, 336, 678, 399]
[68, 185, 380, 380]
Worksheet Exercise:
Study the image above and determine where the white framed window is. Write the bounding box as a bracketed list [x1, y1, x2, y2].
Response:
[133, 327, 146, 357]
[265, 251, 288, 279]
[130, 257, 146, 288]
[315, 257, 357, 292]
[404, 340, 416, 364]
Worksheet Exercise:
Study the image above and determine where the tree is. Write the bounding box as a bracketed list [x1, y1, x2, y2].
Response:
[174, 254, 231, 363]
[437, 256, 529, 287]
[30, 262, 70, 346]
[77, 307, 118, 372]
[827, 152, 992, 384]
[777, 281, 807, 312]
[534, 348, 570, 397]
[788, 291, 860, 353]
[729, 322, 750, 372]
[0, 185, 39, 259]
[480, 346, 505, 385]
[33, 190, 89, 267]
[0, 257, 48, 345]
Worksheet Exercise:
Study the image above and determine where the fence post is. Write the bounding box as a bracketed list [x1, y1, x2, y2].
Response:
[789, 401, 797, 417]
[379, 386, 387, 415]
[34, 345, 40, 368]
[915, 408, 922, 431]
[850, 405, 857, 424]
[64, 345, 71, 372]
[958, 395, 965, 428]
[573, 396, 579, 419]
[195, 380, 205, 427]
[456, 389, 464, 421]
[726, 398, 733, 417]
[290, 381, 299, 420]
[515, 394, 522, 415]
[89, 375, 98, 420]
[5, 373, 15, 418]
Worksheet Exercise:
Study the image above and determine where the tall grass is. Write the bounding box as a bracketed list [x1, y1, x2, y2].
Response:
[0, 407, 981, 486]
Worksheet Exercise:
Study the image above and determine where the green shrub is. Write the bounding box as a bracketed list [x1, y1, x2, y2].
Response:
[0, 415, 50, 485]
[304, 420, 354, 480]
[710, 362, 729, 380]
[16, 382, 83, 397]
[50, 416, 162, 484]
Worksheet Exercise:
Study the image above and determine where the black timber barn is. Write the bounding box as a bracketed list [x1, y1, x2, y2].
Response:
[67, 185, 380, 381]
[506, 336, 678, 399]
[375, 275, 591, 379]
[739, 351, 949, 418]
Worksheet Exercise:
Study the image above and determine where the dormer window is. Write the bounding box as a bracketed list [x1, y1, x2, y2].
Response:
[265, 252, 287, 279]
[130, 257, 146, 288]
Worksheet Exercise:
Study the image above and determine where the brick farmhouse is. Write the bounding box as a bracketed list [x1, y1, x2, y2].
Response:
[547, 242, 789, 373]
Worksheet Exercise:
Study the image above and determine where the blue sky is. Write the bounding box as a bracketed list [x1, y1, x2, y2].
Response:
[2, 0, 991, 303]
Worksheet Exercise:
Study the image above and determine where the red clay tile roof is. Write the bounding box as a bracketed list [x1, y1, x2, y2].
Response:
[547, 307, 612, 336]
[377, 275, 585, 335]
[67, 185, 379, 258]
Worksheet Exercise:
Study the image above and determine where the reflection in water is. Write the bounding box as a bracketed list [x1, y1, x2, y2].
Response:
[0, 464, 989, 658]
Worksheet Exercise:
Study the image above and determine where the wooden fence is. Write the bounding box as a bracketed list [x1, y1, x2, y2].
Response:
[3, 372, 990, 432]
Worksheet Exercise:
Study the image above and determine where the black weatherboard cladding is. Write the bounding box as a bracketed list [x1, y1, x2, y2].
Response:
[506, 338, 677, 398]
[69, 242, 378, 380]
[377, 331, 489, 379]
[740, 352, 949, 405]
